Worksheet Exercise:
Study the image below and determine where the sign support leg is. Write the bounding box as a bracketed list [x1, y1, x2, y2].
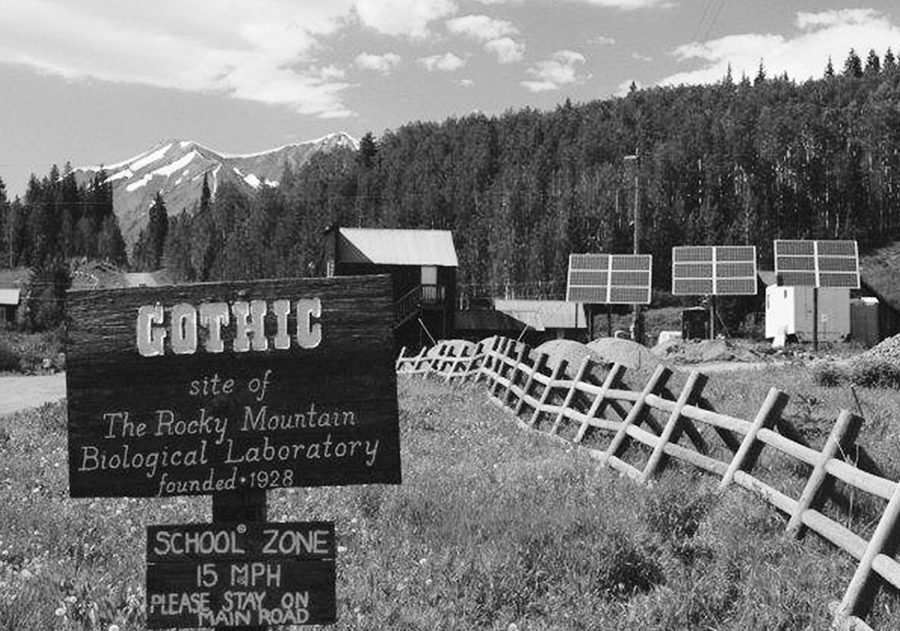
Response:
[212, 490, 268, 631]
[813, 287, 819, 353]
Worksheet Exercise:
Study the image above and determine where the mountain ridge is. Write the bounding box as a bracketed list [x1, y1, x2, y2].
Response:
[74, 132, 359, 246]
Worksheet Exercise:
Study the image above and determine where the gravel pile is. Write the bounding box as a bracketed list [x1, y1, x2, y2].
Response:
[854, 333, 900, 364]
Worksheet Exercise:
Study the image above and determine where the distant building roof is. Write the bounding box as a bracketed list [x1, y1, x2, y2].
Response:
[337, 228, 458, 267]
[493, 300, 587, 331]
[0, 288, 21, 306]
[455, 308, 526, 333]
[123, 272, 159, 288]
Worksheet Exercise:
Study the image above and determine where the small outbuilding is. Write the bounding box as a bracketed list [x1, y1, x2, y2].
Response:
[323, 226, 458, 349]
[0, 288, 20, 325]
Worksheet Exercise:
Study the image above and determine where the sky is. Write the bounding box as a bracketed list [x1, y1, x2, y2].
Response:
[2, 0, 900, 198]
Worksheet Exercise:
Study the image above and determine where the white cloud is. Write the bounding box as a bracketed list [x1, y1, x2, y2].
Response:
[522, 50, 589, 92]
[355, 0, 458, 38]
[446, 14, 517, 40]
[355, 52, 402, 74]
[460, 78, 475, 87]
[659, 9, 900, 88]
[446, 14, 524, 63]
[565, 0, 670, 9]
[0, 0, 357, 117]
[418, 52, 467, 72]
[485, 37, 525, 64]
[590, 35, 617, 46]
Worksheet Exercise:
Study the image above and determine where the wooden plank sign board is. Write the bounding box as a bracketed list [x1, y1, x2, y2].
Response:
[146, 522, 335, 628]
[66, 275, 401, 497]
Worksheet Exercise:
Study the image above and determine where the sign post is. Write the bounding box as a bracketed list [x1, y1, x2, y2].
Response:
[66, 275, 401, 628]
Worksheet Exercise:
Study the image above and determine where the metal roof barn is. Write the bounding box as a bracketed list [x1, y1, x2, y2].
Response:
[0, 288, 21, 306]
[337, 228, 458, 267]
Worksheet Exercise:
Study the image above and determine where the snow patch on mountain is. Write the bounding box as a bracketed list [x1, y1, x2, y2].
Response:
[130, 142, 173, 172]
[73, 132, 358, 248]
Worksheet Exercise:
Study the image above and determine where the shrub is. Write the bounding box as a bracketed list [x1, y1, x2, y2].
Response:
[848, 359, 900, 389]
[809, 360, 847, 387]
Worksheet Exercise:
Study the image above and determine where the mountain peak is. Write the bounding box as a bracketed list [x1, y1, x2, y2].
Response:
[73, 133, 358, 247]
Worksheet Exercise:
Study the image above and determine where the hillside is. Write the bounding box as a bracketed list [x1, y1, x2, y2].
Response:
[73, 132, 358, 246]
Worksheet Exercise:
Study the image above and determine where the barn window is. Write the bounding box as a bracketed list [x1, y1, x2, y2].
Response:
[421, 266, 437, 286]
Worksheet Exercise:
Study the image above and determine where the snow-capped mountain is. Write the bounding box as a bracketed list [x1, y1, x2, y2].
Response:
[75, 132, 358, 246]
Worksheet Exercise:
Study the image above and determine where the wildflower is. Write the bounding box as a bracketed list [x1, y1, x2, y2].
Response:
[54, 606, 66, 617]
[108, 625, 120, 631]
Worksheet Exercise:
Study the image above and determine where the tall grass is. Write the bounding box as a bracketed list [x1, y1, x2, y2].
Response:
[2, 372, 900, 629]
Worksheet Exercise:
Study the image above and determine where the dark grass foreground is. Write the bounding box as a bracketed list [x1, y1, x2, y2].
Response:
[1, 377, 897, 630]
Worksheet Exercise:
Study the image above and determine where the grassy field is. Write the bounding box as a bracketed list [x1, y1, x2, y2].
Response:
[2, 367, 900, 630]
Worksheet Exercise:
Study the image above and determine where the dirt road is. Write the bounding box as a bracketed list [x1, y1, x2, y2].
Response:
[0, 373, 67, 416]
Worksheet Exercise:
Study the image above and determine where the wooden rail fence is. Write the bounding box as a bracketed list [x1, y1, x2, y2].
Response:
[397, 336, 900, 630]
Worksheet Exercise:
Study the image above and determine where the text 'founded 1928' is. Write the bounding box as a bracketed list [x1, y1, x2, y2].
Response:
[146, 522, 336, 628]
[66, 276, 401, 498]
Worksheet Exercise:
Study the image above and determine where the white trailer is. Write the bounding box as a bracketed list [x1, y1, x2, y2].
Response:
[765, 285, 850, 343]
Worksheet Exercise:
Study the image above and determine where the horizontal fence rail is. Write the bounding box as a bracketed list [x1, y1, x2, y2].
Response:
[396, 337, 900, 631]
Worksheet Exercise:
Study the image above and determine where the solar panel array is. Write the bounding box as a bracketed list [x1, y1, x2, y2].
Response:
[566, 253, 653, 304]
[671, 245, 758, 296]
[774, 240, 859, 289]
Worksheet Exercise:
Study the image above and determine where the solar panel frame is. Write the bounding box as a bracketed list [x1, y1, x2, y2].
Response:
[773, 240, 859, 289]
[566, 253, 652, 304]
[671, 245, 758, 296]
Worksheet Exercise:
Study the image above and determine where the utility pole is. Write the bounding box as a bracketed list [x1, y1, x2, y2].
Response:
[624, 153, 645, 345]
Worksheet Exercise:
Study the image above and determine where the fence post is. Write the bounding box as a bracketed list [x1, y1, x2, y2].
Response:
[550, 356, 591, 435]
[478, 337, 499, 384]
[442, 345, 458, 382]
[719, 387, 789, 490]
[488, 338, 507, 396]
[837, 480, 900, 620]
[574, 363, 626, 444]
[598, 364, 671, 467]
[640, 370, 708, 484]
[529, 359, 568, 428]
[504, 343, 529, 407]
[396, 346, 408, 372]
[786, 410, 862, 538]
[493, 338, 517, 399]
[515, 352, 547, 416]
[460, 342, 481, 382]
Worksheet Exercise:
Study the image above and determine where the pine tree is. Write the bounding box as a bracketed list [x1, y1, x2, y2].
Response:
[0, 176, 8, 268]
[357, 132, 378, 169]
[844, 48, 863, 77]
[147, 191, 168, 269]
[864, 49, 881, 75]
[884, 48, 897, 72]
[824, 56, 835, 78]
[754, 60, 766, 85]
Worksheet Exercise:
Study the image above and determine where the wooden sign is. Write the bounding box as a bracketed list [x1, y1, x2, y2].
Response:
[66, 276, 401, 497]
[146, 522, 336, 628]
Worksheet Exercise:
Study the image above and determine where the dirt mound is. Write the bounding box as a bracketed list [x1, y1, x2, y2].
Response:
[533, 339, 611, 380]
[588, 337, 662, 371]
[651, 338, 763, 364]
